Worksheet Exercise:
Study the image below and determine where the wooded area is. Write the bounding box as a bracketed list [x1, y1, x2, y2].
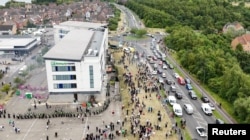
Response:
[124, 0, 250, 123]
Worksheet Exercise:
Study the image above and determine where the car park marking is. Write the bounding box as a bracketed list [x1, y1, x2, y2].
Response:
[22, 119, 37, 140]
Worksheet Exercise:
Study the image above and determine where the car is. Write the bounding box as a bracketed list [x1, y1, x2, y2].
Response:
[146, 55, 152, 61]
[183, 104, 194, 115]
[188, 90, 197, 100]
[165, 60, 170, 65]
[162, 73, 166, 78]
[153, 63, 158, 69]
[185, 78, 191, 84]
[159, 78, 164, 83]
[186, 84, 193, 90]
[169, 64, 174, 69]
[152, 56, 157, 61]
[201, 96, 210, 103]
[157, 69, 163, 74]
[196, 127, 207, 137]
[151, 71, 157, 75]
[170, 85, 177, 93]
[201, 103, 213, 116]
[109, 45, 118, 49]
[162, 64, 168, 69]
[165, 79, 173, 85]
[150, 46, 154, 50]
[158, 61, 163, 66]
[173, 73, 179, 78]
[215, 119, 224, 124]
[175, 92, 183, 99]
[208, 103, 215, 110]
[156, 54, 161, 59]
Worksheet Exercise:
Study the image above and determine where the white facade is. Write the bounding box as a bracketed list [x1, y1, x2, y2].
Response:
[44, 21, 108, 96]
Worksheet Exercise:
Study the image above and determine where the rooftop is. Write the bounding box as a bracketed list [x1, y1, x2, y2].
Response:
[58, 21, 107, 29]
[0, 37, 36, 49]
[43, 28, 105, 61]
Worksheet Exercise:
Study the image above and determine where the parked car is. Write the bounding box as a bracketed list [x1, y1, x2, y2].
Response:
[175, 92, 183, 99]
[215, 119, 224, 124]
[208, 103, 215, 110]
[196, 127, 207, 137]
[165, 79, 173, 85]
[201, 103, 213, 116]
[185, 78, 191, 84]
[186, 84, 193, 90]
[201, 96, 210, 103]
[170, 85, 177, 93]
[183, 104, 194, 115]
[159, 78, 164, 84]
[151, 70, 157, 75]
[165, 60, 170, 65]
[157, 69, 163, 74]
[173, 73, 179, 78]
[162, 64, 168, 69]
[188, 90, 197, 100]
[162, 73, 166, 78]
[169, 64, 174, 69]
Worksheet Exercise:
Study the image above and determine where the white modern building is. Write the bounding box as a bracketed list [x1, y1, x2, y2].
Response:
[43, 21, 108, 102]
[0, 35, 39, 56]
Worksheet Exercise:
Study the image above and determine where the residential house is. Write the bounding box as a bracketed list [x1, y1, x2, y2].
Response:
[0, 24, 17, 35]
[231, 34, 250, 52]
[223, 22, 244, 33]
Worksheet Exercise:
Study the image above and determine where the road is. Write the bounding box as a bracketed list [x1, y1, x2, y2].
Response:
[113, 3, 235, 140]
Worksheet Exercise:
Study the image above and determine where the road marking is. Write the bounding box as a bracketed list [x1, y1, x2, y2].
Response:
[22, 119, 37, 140]
[81, 116, 89, 139]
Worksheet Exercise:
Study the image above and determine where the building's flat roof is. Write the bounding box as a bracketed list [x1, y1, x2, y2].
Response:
[59, 21, 107, 29]
[0, 37, 36, 49]
[43, 29, 96, 61]
[84, 29, 104, 57]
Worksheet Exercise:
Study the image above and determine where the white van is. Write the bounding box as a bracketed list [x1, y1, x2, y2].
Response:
[183, 104, 194, 115]
[201, 103, 213, 116]
[168, 96, 176, 106]
[173, 103, 182, 117]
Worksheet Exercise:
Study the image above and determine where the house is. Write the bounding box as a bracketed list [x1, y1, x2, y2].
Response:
[223, 22, 244, 33]
[231, 34, 250, 52]
[0, 24, 17, 35]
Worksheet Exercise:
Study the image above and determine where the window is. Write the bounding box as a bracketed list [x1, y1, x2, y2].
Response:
[52, 66, 76, 72]
[53, 75, 76, 80]
[53, 83, 77, 89]
[89, 65, 94, 88]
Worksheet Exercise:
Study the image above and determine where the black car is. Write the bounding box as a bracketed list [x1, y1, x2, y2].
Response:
[215, 119, 224, 124]
[175, 92, 183, 99]
[165, 79, 173, 85]
[188, 90, 197, 100]
[169, 64, 174, 69]
[201, 96, 210, 103]
[157, 69, 163, 74]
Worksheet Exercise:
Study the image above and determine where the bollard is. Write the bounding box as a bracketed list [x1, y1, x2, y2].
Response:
[46, 136, 49, 140]
[55, 132, 58, 137]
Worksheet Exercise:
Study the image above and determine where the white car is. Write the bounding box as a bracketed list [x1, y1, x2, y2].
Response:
[196, 127, 207, 137]
[162, 64, 168, 69]
[208, 103, 215, 111]
[159, 78, 164, 83]
[201, 103, 213, 116]
[151, 71, 157, 75]
[162, 73, 166, 78]
[173, 73, 179, 78]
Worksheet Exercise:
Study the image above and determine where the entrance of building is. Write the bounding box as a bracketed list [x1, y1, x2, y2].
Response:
[74, 93, 78, 102]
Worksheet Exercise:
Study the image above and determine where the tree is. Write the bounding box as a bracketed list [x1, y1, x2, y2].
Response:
[1, 84, 11, 94]
[135, 29, 147, 37]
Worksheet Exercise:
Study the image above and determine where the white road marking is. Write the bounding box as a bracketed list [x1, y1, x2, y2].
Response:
[22, 119, 37, 140]
[81, 117, 89, 139]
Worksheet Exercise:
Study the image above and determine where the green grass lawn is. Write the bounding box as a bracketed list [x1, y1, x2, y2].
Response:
[125, 35, 148, 41]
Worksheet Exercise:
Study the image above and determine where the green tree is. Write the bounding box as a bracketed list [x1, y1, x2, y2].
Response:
[1, 84, 11, 94]
[135, 29, 147, 37]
